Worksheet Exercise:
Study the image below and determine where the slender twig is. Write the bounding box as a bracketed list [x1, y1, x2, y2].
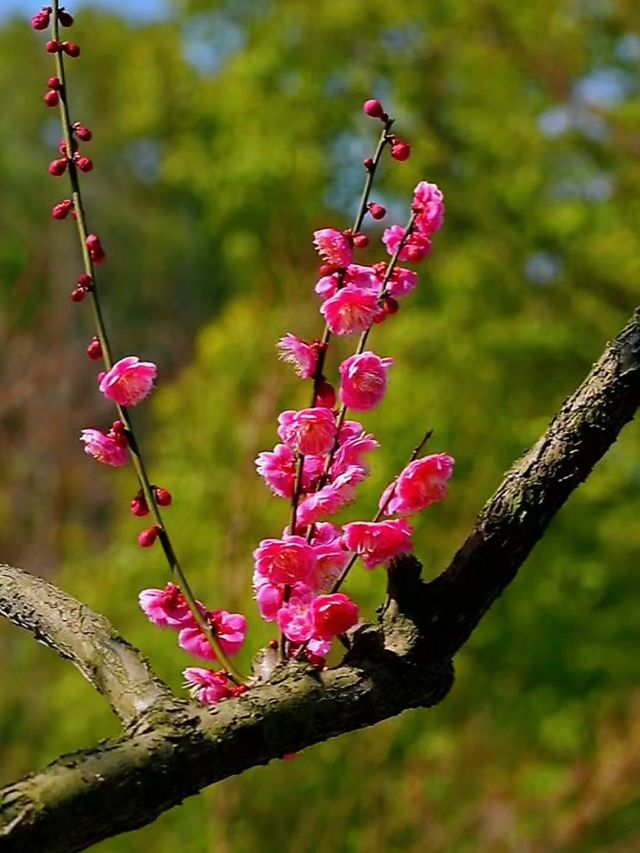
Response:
[50, 0, 242, 683]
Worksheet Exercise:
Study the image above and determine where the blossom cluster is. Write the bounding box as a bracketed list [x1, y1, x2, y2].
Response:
[33, 7, 454, 712]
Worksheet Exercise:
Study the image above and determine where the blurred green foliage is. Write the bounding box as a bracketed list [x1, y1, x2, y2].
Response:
[1, 0, 640, 849]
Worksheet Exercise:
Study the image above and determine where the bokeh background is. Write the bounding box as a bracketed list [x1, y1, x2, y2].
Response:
[1, 0, 640, 850]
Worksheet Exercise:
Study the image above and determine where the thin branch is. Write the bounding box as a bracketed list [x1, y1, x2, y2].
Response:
[1, 307, 639, 851]
[0, 564, 177, 729]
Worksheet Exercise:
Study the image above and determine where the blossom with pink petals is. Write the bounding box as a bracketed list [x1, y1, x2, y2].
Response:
[80, 428, 128, 466]
[342, 519, 414, 568]
[312, 593, 359, 639]
[331, 430, 379, 477]
[277, 597, 315, 643]
[138, 582, 196, 629]
[312, 539, 350, 592]
[372, 263, 418, 299]
[99, 355, 157, 407]
[178, 610, 247, 661]
[297, 465, 367, 525]
[277, 334, 319, 379]
[320, 285, 379, 335]
[278, 407, 337, 456]
[413, 181, 445, 234]
[315, 264, 378, 300]
[381, 453, 454, 516]
[313, 228, 352, 268]
[253, 536, 316, 585]
[339, 351, 393, 411]
[382, 225, 432, 264]
[183, 668, 233, 705]
[255, 444, 324, 499]
[306, 636, 332, 667]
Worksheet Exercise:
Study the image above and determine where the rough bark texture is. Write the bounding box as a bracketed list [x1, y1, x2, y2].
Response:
[1, 308, 639, 852]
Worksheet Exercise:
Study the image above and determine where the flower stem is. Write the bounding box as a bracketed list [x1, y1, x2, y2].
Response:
[50, 0, 242, 684]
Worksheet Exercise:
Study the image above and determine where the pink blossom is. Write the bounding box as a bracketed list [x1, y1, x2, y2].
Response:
[311, 522, 342, 545]
[382, 225, 432, 264]
[178, 610, 247, 661]
[381, 453, 454, 516]
[99, 356, 157, 407]
[277, 334, 319, 379]
[342, 519, 414, 568]
[413, 181, 445, 234]
[254, 576, 284, 622]
[372, 263, 418, 299]
[138, 582, 196, 629]
[80, 428, 128, 466]
[297, 465, 367, 525]
[339, 351, 393, 411]
[183, 668, 233, 705]
[320, 286, 379, 335]
[315, 264, 378, 300]
[313, 228, 352, 268]
[277, 598, 315, 643]
[306, 636, 332, 667]
[331, 430, 379, 477]
[253, 536, 316, 585]
[277, 408, 337, 456]
[256, 444, 325, 499]
[311, 540, 349, 592]
[312, 593, 359, 640]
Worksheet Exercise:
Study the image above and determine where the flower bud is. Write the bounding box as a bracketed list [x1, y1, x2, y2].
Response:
[139, 525, 161, 548]
[52, 199, 73, 219]
[86, 336, 102, 360]
[368, 202, 386, 220]
[391, 139, 411, 162]
[32, 8, 51, 30]
[315, 379, 336, 409]
[48, 158, 68, 176]
[353, 233, 369, 249]
[363, 157, 374, 171]
[70, 286, 87, 302]
[73, 123, 93, 142]
[363, 99, 384, 119]
[380, 295, 399, 316]
[319, 264, 339, 277]
[111, 420, 125, 433]
[57, 7, 74, 26]
[47, 76, 61, 90]
[61, 41, 80, 57]
[77, 273, 93, 288]
[75, 155, 93, 173]
[154, 487, 172, 507]
[44, 90, 59, 107]
[131, 494, 150, 517]
[45, 39, 60, 53]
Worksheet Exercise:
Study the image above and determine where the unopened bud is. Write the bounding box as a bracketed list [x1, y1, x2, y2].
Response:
[75, 155, 93, 173]
[155, 487, 172, 507]
[31, 8, 51, 30]
[52, 199, 73, 219]
[73, 123, 93, 142]
[77, 273, 93, 287]
[131, 494, 149, 517]
[61, 41, 80, 57]
[45, 39, 60, 53]
[138, 525, 161, 548]
[57, 7, 74, 26]
[363, 157, 374, 171]
[47, 76, 62, 90]
[86, 337, 102, 360]
[390, 139, 411, 162]
[44, 90, 59, 107]
[363, 99, 384, 119]
[70, 286, 86, 302]
[315, 380, 336, 409]
[368, 202, 386, 220]
[353, 233, 369, 249]
[48, 158, 68, 176]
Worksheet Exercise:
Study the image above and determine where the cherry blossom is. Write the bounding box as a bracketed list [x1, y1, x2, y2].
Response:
[98, 355, 157, 407]
[339, 351, 394, 411]
[380, 453, 454, 516]
[80, 428, 128, 466]
[342, 519, 414, 569]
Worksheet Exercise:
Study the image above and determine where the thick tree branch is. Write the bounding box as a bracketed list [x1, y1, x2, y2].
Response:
[1, 308, 639, 852]
[0, 564, 176, 728]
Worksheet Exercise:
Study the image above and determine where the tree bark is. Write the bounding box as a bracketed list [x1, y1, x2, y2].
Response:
[1, 308, 639, 852]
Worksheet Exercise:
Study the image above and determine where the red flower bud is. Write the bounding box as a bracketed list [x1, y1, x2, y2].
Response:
[73, 123, 93, 142]
[31, 8, 51, 30]
[75, 155, 93, 173]
[48, 158, 68, 176]
[59, 138, 77, 156]
[90, 246, 106, 264]
[353, 233, 369, 249]
[138, 525, 161, 548]
[315, 379, 336, 409]
[57, 7, 74, 27]
[155, 488, 172, 507]
[319, 264, 339, 277]
[86, 234, 101, 251]
[368, 202, 386, 220]
[131, 494, 150, 517]
[61, 41, 80, 57]
[70, 286, 87, 302]
[391, 140, 411, 162]
[44, 90, 59, 107]
[45, 40, 60, 53]
[86, 336, 103, 360]
[363, 157, 374, 171]
[380, 295, 399, 316]
[77, 273, 93, 287]
[47, 76, 62, 90]
[363, 99, 384, 119]
[52, 199, 73, 220]
[111, 420, 125, 433]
